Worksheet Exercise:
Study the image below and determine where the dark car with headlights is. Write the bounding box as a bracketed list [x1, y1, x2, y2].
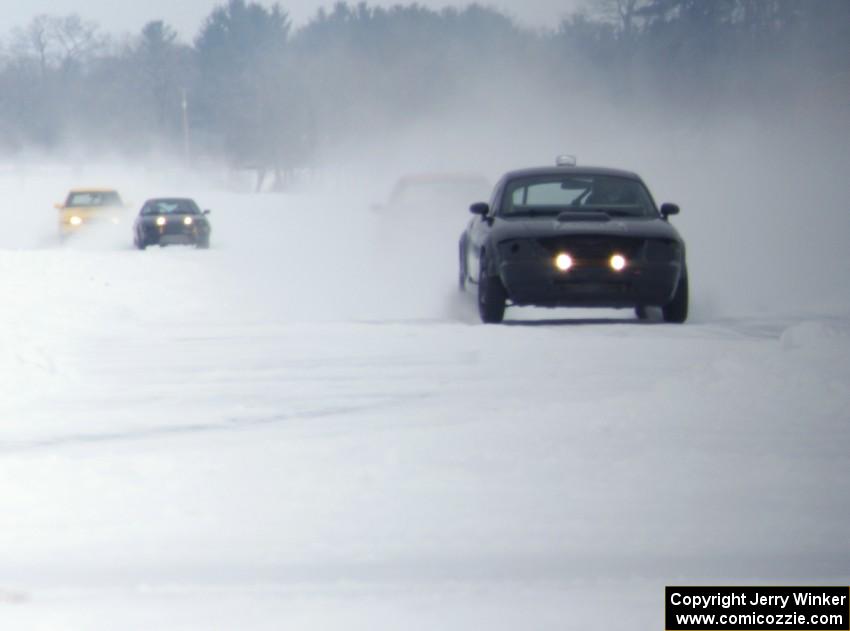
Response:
[458, 160, 687, 323]
[133, 198, 211, 249]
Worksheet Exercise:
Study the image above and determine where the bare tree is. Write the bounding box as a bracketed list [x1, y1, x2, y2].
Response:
[50, 14, 106, 70]
[587, 0, 653, 38]
[11, 15, 57, 79]
[11, 14, 105, 76]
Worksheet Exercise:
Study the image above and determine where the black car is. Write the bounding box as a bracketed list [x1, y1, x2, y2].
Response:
[133, 198, 211, 249]
[459, 159, 687, 323]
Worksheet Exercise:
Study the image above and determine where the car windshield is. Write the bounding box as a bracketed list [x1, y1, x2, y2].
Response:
[142, 200, 200, 215]
[66, 191, 123, 207]
[501, 174, 657, 218]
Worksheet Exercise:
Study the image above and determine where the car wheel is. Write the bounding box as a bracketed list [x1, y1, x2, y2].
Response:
[662, 267, 688, 323]
[196, 238, 210, 249]
[635, 305, 649, 320]
[477, 255, 506, 324]
[135, 235, 147, 250]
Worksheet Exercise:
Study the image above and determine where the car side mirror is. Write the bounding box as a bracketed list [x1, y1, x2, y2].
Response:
[203, 209, 211, 215]
[660, 203, 680, 218]
[470, 202, 490, 216]
[54, 202, 63, 210]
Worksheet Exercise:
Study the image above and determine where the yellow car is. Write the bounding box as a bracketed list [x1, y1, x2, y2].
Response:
[56, 189, 129, 237]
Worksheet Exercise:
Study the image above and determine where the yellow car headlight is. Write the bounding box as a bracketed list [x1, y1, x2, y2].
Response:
[156, 216, 167, 227]
[183, 216, 193, 226]
[69, 216, 83, 226]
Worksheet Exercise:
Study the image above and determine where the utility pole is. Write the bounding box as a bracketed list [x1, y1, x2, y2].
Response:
[181, 88, 191, 160]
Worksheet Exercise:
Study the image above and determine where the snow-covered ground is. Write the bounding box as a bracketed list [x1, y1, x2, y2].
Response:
[0, 165, 848, 629]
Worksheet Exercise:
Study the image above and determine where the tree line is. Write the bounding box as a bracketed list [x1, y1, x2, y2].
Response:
[0, 0, 847, 174]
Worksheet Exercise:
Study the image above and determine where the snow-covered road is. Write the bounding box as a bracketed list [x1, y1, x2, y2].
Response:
[1, 182, 848, 629]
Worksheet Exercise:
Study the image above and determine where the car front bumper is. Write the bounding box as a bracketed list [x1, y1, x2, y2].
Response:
[499, 259, 683, 308]
[142, 225, 209, 245]
[59, 216, 126, 235]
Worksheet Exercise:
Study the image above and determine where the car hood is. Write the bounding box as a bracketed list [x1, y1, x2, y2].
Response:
[491, 215, 683, 242]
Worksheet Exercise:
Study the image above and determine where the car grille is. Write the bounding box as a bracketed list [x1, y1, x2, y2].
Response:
[537, 236, 644, 262]
[164, 223, 192, 235]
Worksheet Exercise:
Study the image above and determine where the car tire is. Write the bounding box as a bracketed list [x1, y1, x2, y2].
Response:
[478, 255, 506, 324]
[196, 238, 210, 249]
[635, 305, 650, 320]
[662, 267, 688, 323]
[135, 236, 147, 250]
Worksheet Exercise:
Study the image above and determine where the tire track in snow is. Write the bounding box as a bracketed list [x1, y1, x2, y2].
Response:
[0, 392, 432, 455]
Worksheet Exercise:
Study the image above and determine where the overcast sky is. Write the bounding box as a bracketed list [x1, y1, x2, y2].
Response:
[0, 0, 585, 40]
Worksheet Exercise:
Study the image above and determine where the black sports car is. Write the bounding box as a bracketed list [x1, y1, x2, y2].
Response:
[459, 159, 687, 323]
[133, 198, 211, 249]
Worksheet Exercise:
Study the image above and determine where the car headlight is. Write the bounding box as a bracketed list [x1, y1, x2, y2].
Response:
[183, 216, 193, 226]
[69, 216, 83, 226]
[609, 254, 627, 271]
[554, 253, 573, 271]
[156, 216, 167, 227]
